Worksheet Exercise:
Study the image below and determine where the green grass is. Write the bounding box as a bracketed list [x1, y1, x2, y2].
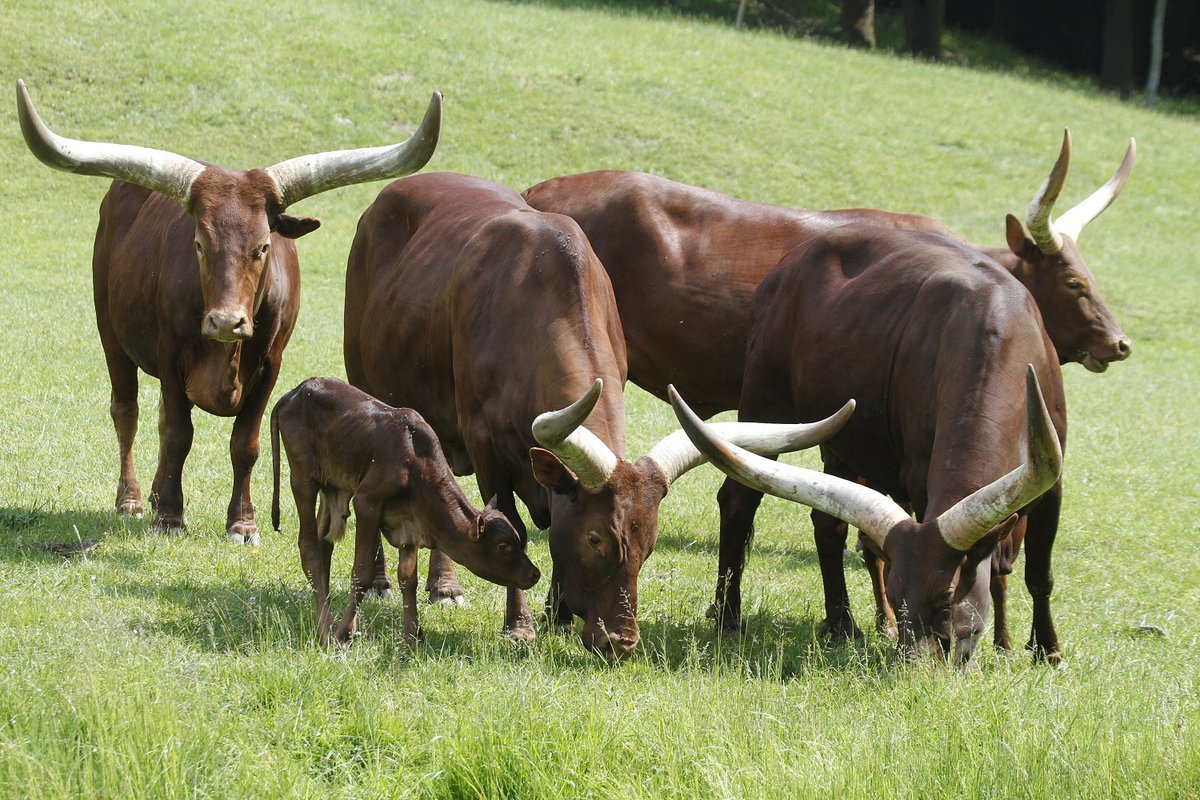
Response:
[1, 0, 1198, 797]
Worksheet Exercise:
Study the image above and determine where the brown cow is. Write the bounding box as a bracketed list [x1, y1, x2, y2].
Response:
[269, 377, 540, 646]
[16, 80, 440, 543]
[343, 172, 852, 658]
[670, 225, 1066, 667]
[522, 131, 1133, 417]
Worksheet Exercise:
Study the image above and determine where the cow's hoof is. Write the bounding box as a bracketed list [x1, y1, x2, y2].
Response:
[428, 583, 466, 607]
[227, 521, 259, 546]
[152, 518, 185, 537]
[117, 500, 144, 518]
[367, 580, 393, 600]
[819, 617, 864, 642]
[503, 625, 537, 643]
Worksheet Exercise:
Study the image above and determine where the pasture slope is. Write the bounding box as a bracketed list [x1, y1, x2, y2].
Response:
[0, 1, 1196, 797]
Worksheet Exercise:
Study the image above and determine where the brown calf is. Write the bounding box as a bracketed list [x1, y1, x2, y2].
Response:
[270, 377, 540, 646]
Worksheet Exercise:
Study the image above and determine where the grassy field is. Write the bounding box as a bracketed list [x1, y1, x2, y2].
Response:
[1, 0, 1198, 797]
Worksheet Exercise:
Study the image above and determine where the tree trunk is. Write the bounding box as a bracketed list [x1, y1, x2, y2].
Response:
[1144, 0, 1168, 107]
[902, 0, 945, 59]
[1102, 0, 1134, 99]
[841, 0, 876, 48]
[736, 0, 748, 29]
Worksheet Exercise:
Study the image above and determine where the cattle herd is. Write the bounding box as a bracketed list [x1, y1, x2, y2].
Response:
[16, 78, 1136, 668]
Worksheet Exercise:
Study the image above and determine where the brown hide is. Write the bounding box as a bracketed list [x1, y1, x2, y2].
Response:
[270, 377, 539, 646]
[344, 173, 667, 658]
[717, 226, 1067, 666]
[522, 167, 1129, 415]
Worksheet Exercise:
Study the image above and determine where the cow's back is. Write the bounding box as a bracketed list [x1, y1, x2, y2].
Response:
[345, 173, 627, 516]
[742, 225, 1062, 513]
[524, 170, 952, 417]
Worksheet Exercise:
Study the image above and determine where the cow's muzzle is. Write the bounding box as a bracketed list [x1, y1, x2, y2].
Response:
[202, 310, 253, 342]
[1081, 335, 1132, 373]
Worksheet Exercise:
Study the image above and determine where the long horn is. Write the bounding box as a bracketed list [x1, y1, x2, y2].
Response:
[934, 365, 1063, 551]
[1053, 137, 1135, 244]
[265, 91, 442, 208]
[647, 396, 856, 485]
[16, 79, 205, 205]
[1024, 129, 1071, 255]
[532, 379, 619, 493]
[668, 387, 908, 549]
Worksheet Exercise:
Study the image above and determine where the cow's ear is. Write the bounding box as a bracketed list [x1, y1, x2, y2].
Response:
[530, 448, 579, 496]
[484, 494, 501, 511]
[1004, 214, 1037, 261]
[965, 513, 1019, 568]
[274, 213, 321, 239]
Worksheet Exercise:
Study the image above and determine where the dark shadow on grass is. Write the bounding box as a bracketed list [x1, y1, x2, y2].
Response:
[0, 504, 155, 561]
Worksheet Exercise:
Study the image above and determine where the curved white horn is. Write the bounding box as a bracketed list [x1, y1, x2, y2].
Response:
[668, 387, 908, 549]
[532, 379, 619, 493]
[1053, 137, 1135, 244]
[1024, 129, 1071, 255]
[934, 365, 1063, 551]
[265, 91, 442, 208]
[16, 79, 205, 205]
[647, 393, 855, 485]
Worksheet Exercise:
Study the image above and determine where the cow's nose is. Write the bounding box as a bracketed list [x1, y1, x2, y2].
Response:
[202, 310, 252, 342]
[1114, 336, 1132, 360]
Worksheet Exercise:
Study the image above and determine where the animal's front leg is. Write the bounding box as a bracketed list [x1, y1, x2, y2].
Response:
[710, 476, 764, 633]
[225, 362, 279, 545]
[150, 379, 194, 534]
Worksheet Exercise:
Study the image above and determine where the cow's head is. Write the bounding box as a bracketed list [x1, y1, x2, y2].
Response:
[16, 79, 440, 342]
[670, 366, 1062, 669]
[530, 379, 852, 660]
[1005, 130, 1134, 373]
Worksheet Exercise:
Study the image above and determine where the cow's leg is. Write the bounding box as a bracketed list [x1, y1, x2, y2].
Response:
[149, 379, 194, 534]
[861, 540, 897, 641]
[295, 479, 335, 644]
[369, 536, 392, 599]
[425, 548, 464, 606]
[812, 507, 863, 641]
[1022, 485, 1063, 664]
[483, 483, 535, 642]
[990, 515, 1024, 652]
[711, 476, 764, 633]
[224, 358, 282, 545]
[395, 542, 422, 646]
[334, 496, 384, 646]
[105, 348, 143, 518]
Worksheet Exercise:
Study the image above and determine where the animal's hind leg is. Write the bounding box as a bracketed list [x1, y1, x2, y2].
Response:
[295, 479, 334, 644]
[106, 349, 143, 518]
[395, 543, 422, 645]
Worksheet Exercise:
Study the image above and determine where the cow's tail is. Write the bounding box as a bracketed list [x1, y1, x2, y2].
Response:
[270, 398, 283, 532]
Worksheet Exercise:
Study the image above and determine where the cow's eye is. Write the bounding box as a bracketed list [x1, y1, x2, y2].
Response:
[586, 531, 602, 548]
[497, 541, 512, 553]
[254, 243, 270, 260]
[1065, 277, 1083, 290]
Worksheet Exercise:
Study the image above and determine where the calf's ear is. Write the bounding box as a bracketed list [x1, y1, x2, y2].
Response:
[471, 514, 484, 541]
[530, 448, 580, 496]
[274, 213, 321, 239]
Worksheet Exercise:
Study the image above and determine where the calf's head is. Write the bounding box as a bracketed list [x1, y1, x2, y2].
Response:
[670, 366, 1061, 668]
[531, 379, 854, 660]
[450, 497, 542, 591]
[16, 79, 440, 342]
[1006, 130, 1135, 372]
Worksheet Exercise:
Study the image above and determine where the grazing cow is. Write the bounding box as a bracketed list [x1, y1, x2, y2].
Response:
[523, 131, 1130, 650]
[269, 378, 540, 646]
[343, 172, 851, 658]
[16, 80, 440, 542]
[671, 225, 1067, 666]
[521, 130, 1133, 418]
